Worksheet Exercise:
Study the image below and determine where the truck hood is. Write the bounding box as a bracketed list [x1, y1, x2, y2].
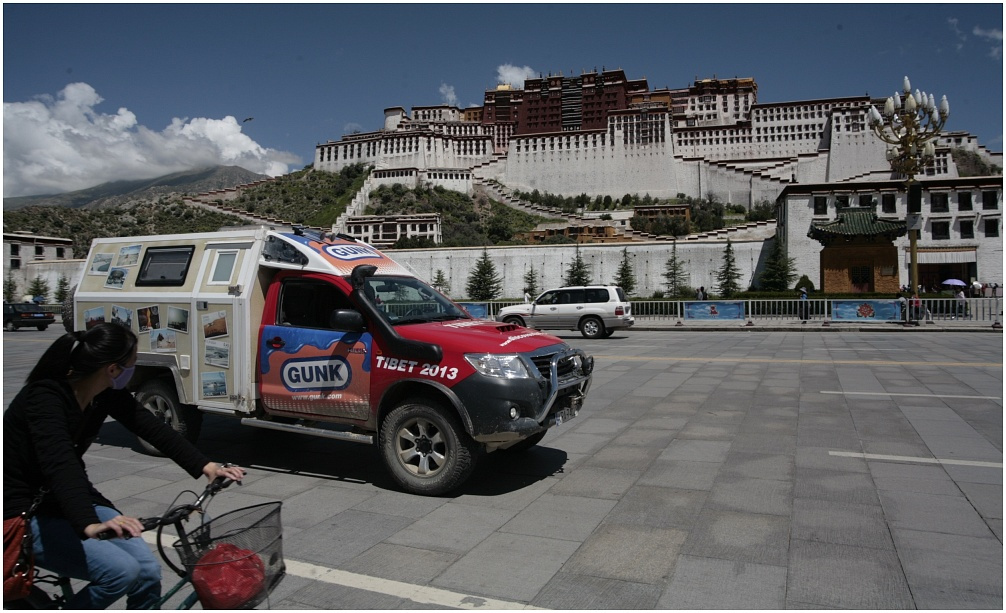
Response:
[396, 319, 566, 353]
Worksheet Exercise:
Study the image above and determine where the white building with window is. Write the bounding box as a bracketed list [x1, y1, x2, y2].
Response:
[3, 231, 82, 302]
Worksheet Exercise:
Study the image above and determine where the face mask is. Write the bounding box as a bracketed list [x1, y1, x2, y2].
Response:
[111, 365, 135, 390]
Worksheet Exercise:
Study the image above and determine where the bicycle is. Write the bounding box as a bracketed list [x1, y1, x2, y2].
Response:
[9, 474, 285, 610]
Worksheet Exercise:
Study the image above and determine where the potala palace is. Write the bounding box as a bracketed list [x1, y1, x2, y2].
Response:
[311, 71, 1002, 297]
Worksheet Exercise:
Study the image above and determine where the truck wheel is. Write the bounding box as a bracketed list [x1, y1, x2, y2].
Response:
[134, 380, 202, 456]
[503, 316, 525, 327]
[380, 400, 478, 495]
[579, 316, 605, 339]
[502, 431, 547, 454]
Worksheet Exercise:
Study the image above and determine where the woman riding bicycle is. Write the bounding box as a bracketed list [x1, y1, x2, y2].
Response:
[3, 323, 245, 609]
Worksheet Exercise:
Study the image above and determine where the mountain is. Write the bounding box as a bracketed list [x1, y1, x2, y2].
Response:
[3, 166, 270, 211]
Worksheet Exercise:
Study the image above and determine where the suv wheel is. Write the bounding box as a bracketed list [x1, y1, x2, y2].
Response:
[502, 316, 525, 327]
[579, 316, 605, 339]
[5, 321, 15, 332]
[135, 380, 203, 455]
[380, 400, 478, 495]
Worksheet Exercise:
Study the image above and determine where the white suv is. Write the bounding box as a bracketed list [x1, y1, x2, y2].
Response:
[496, 286, 634, 339]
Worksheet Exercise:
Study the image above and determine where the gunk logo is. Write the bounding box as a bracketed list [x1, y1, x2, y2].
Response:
[281, 356, 352, 391]
[324, 244, 382, 261]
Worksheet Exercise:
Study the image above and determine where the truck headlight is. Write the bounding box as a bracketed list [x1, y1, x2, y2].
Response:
[464, 353, 530, 379]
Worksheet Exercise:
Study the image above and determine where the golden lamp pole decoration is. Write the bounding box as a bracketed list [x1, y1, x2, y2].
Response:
[867, 76, 949, 301]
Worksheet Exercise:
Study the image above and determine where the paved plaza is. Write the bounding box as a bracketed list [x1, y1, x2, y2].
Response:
[3, 327, 1002, 609]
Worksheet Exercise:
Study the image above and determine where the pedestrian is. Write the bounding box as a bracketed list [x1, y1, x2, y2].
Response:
[954, 288, 967, 319]
[798, 287, 809, 322]
[696, 287, 706, 301]
[911, 292, 923, 323]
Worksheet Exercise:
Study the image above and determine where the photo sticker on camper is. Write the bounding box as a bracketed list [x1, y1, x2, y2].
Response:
[111, 305, 133, 329]
[89, 253, 114, 275]
[201, 372, 227, 398]
[84, 306, 106, 330]
[202, 311, 228, 339]
[137, 305, 160, 333]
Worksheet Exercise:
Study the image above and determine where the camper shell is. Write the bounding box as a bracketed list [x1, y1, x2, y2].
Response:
[69, 227, 594, 495]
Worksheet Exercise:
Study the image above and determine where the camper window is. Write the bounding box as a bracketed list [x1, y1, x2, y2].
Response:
[136, 246, 195, 286]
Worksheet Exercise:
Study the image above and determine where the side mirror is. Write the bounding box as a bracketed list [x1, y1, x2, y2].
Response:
[330, 309, 365, 331]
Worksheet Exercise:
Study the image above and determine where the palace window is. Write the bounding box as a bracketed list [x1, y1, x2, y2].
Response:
[931, 221, 950, 240]
[982, 190, 999, 210]
[958, 191, 973, 211]
[985, 218, 1000, 237]
[930, 193, 949, 213]
[881, 194, 896, 214]
[960, 220, 974, 239]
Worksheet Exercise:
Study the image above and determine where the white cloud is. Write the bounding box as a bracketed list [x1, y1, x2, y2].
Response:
[3, 82, 299, 197]
[973, 25, 1003, 60]
[439, 83, 458, 107]
[497, 63, 537, 87]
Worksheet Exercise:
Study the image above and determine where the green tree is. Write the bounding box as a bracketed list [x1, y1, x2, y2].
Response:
[746, 200, 776, 222]
[794, 275, 816, 293]
[613, 247, 637, 296]
[54, 275, 71, 304]
[522, 265, 540, 298]
[714, 240, 742, 299]
[4, 272, 19, 303]
[758, 238, 797, 291]
[466, 249, 503, 300]
[432, 269, 451, 295]
[28, 276, 50, 303]
[662, 242, 689, 298]
[564, 245, 591, 286]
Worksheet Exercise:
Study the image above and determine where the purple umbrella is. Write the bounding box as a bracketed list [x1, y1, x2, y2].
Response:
[942, 279, 967, 286]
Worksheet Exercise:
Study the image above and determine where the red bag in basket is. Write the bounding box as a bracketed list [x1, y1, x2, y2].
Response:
[191, 543, 266, 609]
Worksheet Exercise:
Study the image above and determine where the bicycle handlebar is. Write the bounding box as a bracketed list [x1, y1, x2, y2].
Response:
[95, 474, 238, 540]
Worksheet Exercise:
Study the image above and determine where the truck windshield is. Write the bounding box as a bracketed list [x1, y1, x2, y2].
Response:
[363, 276, 469, 325]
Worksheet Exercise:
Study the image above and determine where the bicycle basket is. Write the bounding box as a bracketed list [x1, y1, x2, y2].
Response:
[173, 502, 284, 610]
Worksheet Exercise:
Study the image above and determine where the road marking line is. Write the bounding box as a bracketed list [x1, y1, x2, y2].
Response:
[139, 534, 540, 609]
[592, 354, 1001, 368]
[829, 451, 1002, 468]
[821, 390, 1001, 400]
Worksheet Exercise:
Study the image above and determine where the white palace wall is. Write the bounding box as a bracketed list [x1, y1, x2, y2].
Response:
[389, 239, 769, 299]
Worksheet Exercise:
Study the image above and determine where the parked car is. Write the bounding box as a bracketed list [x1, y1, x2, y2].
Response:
[4, 302, 56, 331]
[496, 286, 634, 339]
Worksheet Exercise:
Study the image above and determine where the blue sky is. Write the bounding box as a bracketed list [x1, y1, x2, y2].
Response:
[3, 3, 1002, 198]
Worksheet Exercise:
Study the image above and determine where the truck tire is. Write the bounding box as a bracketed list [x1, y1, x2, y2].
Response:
[501, 431, 547, 454]
[380, 400, 478, 496]
[579, 316, 605, 339]
[134, 380, 202, 456]
[502, 316, 525, 327]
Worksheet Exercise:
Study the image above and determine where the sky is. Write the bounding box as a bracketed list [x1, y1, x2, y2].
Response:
[3, 3, 1003, 198]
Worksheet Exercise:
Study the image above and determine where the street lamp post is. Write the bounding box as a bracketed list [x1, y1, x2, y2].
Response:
[867, 76, 949, 302]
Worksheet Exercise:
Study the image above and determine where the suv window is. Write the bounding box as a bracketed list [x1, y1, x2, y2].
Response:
[585, 288, 610, 303]
[614, 287, 628, 301]
[558, 289, 584, 304]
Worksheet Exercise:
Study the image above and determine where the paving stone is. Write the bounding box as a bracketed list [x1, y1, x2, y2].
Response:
[956, 481, 1003, 520]
[867, 460, 960, 495]
[676, 422, 740, 439]
[721, 452, 794, 482]
[351, 490, 452, 518]
[638, 459, 721, 491]
[941, 463, 1003, 485]
[659, 439, 732, 463]
[499, 492, 615, 541]
[341, 543, 458, 584]
[878, 489, 993, 537]
[283, 578, 406, 610]
[604, 485, 707, 529]
[280, 485, 378, 529]
[548, 466, 640, 499]
[91, 474, 174, 501]
[562, 523, 687, 584]
[791, 497, 894, 549]
[795, 445, 868, 473]
[532, 572, 662, 609]
[611, 426, 678, 448]
[891, 527, 1003, 605]
[284, 508, 415, 567]
[796, 426, 862, 448]
[787, 538, 914, 608]
[385, 503, 515, 554]
[584, 443, 662, 471]
[683, 509, 790, 566]
[658, 555, 787, 609]
[433, 532, 580, 602]
[794, 467, 880, 506]
[707, 475, 792, 516]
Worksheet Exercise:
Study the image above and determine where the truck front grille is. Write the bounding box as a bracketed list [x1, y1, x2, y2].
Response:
[530, 353, 576, 380]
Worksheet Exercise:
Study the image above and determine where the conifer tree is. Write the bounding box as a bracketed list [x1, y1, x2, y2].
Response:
[613, 247, 636, 296]
[432, 269, 450, 295]
[28, 276, 50, 303]
[466, 249, 502, 300]
[714, 239, 742, 298]
[54, 275, 71, 304]
[662, 241, 689, 298]
[522, 265, 540, 298]
[758, 237, 796, 291]
[564, 245, 591, 286]
[3, 272, 19, 303]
